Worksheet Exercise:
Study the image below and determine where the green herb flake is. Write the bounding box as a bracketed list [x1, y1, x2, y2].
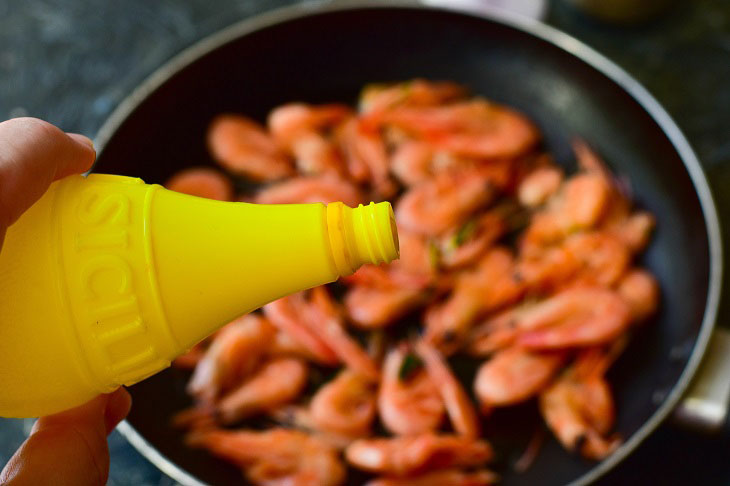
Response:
[428, 241, 441, 270]
[454, 219, 478, 247]
[398, 353, 423, 381]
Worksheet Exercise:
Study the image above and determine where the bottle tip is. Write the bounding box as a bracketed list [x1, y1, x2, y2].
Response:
[367, 201, 400, 264]
[325, 201, 400, 276]
[388, 205, 400, 258]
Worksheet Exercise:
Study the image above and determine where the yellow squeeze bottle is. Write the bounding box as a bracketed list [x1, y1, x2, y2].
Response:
[0, 174, 399, 418]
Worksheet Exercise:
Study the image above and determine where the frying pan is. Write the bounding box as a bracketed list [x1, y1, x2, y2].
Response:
[90, 2, 724, 485]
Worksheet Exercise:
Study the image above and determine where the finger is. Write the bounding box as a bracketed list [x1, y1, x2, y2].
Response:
[0, 395, 109, 486]
[104, 387, 132, 434]
[0, 117, 96, 232]
[0, 389, 130, 486]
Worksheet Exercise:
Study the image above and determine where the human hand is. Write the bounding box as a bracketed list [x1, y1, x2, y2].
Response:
[0, 117, 132, 486]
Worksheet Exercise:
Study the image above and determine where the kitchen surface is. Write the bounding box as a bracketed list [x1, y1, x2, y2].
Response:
[1, 1, 729, 485]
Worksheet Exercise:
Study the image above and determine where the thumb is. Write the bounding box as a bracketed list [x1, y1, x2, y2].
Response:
[0, 388, 132, 486]
[0, 117, 96, 244]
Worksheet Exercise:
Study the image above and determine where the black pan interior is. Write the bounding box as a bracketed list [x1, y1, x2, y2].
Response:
[92, 7, 711, 486]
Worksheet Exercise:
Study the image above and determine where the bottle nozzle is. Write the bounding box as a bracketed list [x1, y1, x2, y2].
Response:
[326, 201, 400, 276]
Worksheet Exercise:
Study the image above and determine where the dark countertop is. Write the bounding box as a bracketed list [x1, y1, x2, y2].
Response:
[1, 1, 729, 485]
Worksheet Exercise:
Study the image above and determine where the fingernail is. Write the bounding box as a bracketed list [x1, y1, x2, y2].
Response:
[67, 133, 95, 149]
[104, 387, 132, 434]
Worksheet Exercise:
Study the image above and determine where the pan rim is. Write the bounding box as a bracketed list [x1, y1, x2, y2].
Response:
[96, 2, 723, 486]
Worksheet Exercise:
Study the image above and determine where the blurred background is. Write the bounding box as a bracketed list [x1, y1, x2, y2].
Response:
[0, 0, 729, 485]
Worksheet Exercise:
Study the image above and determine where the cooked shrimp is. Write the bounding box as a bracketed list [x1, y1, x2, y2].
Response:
[207, 114, 293, 181]
[517, 166, 563, 208]
[612, 211, 655, 254]
[468, 296, 569, 356]
[187, 428, 346, 486]
[428, 107, 538, 159]
[424, 248, 523, 353]
[572, 138, 654, 254]
[268, 330, 322, 362]
[374, 100, 538, 159]
[345, 285, 426, 329]
[539, 349, 621, 460]
[470, 286, 632, 353]
[396, 167, 497, 236]
[217, 357, 308, 424]
[572, 138, 608, 174]
[269, 103, 352, 141]
[310, 369, 376, 439]
[359, 79, 468, 114]
[288, 132, 346, 176]
[390, 142, 478, 187]
[514, 245, 579, 294]
[305, 286, 381, 381]
[617, 269, 659, 321]
[515, 287, 632, 350]
[335, 117, 370, 182]
[518, 230, 630, 293]
[415, 340, 480, 437]
[254, 174, 364, 206]
[393, 228, 439, 283]
[337, 117, 396, 196]
[378, 346, 445, 436]
[521, 172, 611, 253]
[267, 289, 380, 379]
[366, 469, 498, 486]
[570, 348, 620, 435]
[549, 170, 612, 228]
[268, 103, 351, 176]
[438, 211, 506, 269]
[390, 141, 436, 186]
[171, 403, 218, 431]
[267, 404, 358, 451]
[467, 309, 521, 357]
[165, 167, 234, 201]
[187, 314, 275, 403]
[345, 434, 493, 476]
[540, 381, 619, 460]
[263, 294, 339, 365]
[474, 347, 564, 410]
[563, 231, 630, 287]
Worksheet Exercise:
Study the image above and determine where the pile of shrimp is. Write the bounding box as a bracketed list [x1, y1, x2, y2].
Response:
[166, 79, 659, 486]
